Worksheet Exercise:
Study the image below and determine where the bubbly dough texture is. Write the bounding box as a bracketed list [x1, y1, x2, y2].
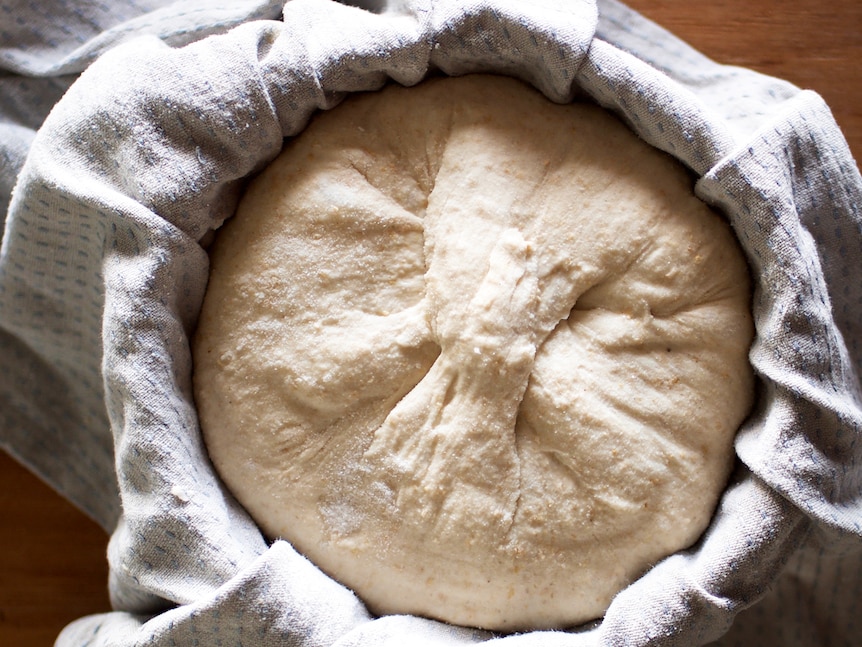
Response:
[193, 74, 754, 631]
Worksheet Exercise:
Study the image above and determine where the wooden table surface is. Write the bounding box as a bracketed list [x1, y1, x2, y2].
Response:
[2, 1, 860, 645]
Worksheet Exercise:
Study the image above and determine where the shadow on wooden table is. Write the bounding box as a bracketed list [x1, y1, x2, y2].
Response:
[0, 451, 111, 647]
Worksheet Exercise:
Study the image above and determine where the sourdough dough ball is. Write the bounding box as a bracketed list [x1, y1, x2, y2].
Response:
[193, 74, 754, 631]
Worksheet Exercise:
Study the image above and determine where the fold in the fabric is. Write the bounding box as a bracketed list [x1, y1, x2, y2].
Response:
[1, 1, 859, 645]
[698, 91, 862, 543]
[0, 0, 286, 76]
[0, 0, 285, 245]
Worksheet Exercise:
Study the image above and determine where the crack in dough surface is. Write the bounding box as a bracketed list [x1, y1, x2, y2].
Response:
[193, 74, 755, 631]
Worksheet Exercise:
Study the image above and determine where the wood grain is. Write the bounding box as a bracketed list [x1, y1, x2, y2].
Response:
[1, 2, 859, 645]
[0, 451, 111, 646]
[624, 0, 862, 160]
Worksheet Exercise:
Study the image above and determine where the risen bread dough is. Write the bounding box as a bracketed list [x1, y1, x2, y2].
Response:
[193, 74, 754, 631]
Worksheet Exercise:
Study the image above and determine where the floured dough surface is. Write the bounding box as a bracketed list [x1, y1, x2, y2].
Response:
[193, 74, 754, 631]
